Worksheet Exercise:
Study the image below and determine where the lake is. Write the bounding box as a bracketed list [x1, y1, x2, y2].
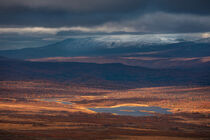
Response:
[39, 98, 171, 116]
[88, 106, 171, 116]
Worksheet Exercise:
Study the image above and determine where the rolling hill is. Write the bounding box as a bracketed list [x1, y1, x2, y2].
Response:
[0, 57, 209, 89]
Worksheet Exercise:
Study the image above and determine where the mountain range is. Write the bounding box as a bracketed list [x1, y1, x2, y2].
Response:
[0, 36, 210, 59]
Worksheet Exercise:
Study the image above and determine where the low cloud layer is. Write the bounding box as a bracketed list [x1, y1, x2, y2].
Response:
[107, 12, 210, 33]
[1, 12, 210, 34]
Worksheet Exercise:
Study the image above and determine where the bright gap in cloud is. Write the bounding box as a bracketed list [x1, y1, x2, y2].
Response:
[0, 26, 135, 35]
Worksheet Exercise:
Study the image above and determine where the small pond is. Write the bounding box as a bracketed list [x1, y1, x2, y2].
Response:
[40, 98, 72, 105]
[88, 106, 171, 116]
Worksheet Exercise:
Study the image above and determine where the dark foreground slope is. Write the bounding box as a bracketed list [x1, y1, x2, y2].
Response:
[0, 57, 209, 88]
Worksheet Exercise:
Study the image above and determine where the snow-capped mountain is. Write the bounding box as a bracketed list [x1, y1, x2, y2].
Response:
[43, 34, 180, 50]
[0, 35, 209, 59]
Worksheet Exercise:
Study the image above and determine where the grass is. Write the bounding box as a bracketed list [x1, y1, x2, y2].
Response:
[0, 81, 209, 140]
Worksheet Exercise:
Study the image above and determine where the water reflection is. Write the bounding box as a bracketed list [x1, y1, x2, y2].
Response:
[40, 98, 72, 105]
[89, 106, 171, 116]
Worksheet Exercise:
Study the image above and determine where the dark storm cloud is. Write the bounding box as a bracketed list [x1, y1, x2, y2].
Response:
[145, 0, 210, 15]
[0, 0, 145, 27]
[1, 0, 210, 14]
[0, 0, 144, 13]
[0, 0, 210, 33]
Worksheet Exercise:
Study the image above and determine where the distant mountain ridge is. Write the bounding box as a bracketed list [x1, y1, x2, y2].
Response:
[0, 36, 209, 59]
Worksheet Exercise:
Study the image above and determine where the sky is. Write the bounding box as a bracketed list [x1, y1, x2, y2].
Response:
[0, 0, 210, 50]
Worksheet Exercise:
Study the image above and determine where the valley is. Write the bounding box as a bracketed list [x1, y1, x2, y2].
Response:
[0, 81, 209, 140]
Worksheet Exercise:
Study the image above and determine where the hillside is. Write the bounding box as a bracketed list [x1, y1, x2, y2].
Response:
[0, 57, 209, 88]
